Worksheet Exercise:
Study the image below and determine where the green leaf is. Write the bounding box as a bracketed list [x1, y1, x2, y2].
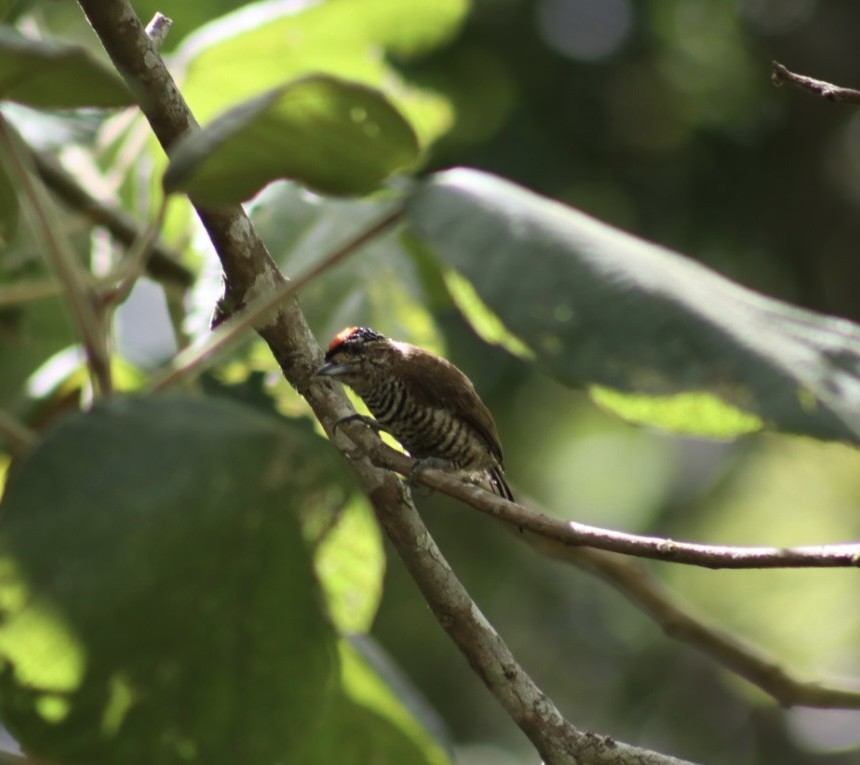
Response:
[305, 640, 451, 765]
[312, 497, 386, 635]
[163, 75, 420, 203]
[0, 395, 337, 764]
[175, 0, 466, 146]
[589, 387, 762, 438]
[406, 169, 860, 443]
[0, 26, 133, 108]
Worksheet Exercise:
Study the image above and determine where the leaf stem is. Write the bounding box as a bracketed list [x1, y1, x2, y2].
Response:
[101, 194, 169, 309]
[0, 280, 64, 307]
[0, 409, 36, 453]
[0, 115, 112, 396]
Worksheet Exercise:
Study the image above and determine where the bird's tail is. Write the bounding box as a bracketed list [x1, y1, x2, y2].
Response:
[488, 466, 514, 501]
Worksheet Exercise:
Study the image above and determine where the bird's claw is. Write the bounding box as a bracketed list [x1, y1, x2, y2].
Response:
[407, 457, 456, 496]
[332, 413, 384, 436]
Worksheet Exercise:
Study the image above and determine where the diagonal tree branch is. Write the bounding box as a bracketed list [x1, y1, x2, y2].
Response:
[74, 2, 695, 763]
[537, 543, 860, 710]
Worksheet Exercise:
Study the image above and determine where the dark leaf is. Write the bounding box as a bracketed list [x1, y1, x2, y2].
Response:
[0, 394, 337, 764]
[406, 169, 860, 443]
[0, 26, 132, 108]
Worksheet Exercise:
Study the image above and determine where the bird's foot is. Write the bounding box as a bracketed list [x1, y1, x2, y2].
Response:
[407, 457, 457, 496]
[332, 413, 385, 436]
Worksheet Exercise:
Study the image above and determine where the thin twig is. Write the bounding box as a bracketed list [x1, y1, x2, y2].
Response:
[0, 116, 112, 396]
[101, 194, 169, 308]
[0, 280, 63, 307]
[0, 410, 37, 454]
[147, 205, 404, 392]
[32, 149, 192, 289]
[772, 61, 860, 106]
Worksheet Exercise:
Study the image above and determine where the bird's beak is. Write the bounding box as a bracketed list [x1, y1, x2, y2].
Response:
[316, 361, 351, 377]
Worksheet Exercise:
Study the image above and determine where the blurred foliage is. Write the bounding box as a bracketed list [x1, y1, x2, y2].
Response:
[1, 1, 860, 764]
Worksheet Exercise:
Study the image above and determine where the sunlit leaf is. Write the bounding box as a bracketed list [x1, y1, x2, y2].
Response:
[313, 498, 386, 635]
[0, 395, 337, 764]
[163, 75, 419, 202]
[304, 640, 451, 765]
[441, 268, 534, 360]
[406, 169, 860, 443]
[174, 0, 466, 146]
[0, 26, 132, 108]
[590, 387, 762, 438]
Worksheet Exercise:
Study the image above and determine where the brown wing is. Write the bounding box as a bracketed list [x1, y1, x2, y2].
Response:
[396, 344, 506, 467]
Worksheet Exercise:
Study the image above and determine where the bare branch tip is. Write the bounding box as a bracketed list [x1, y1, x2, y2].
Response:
[145, 13, 173, 46]
[771, 61, 788, 86]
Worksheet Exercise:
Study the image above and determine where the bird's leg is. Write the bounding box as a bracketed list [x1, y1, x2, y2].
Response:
[411, 456, 456, 477]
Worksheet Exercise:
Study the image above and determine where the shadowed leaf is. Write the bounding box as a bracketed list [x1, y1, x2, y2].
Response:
[406, 169, 860, 443]
[0, 26, 132, 108]
[0, 395, 337, 764]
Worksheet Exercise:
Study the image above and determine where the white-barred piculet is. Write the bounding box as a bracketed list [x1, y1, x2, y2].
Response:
[317, 326, 513, 501]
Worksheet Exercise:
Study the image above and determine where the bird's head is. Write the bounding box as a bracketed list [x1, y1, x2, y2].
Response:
[316, 326, 398, 389]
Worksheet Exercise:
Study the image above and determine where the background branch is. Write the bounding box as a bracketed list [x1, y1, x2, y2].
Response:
[0, 410, 36, 454]
[148, 205, 403, 392]
[32, 149, 193, 290]
[772, 61, 860, 105]
[0, 116, 112, 396]
[536, 542, 860, 709]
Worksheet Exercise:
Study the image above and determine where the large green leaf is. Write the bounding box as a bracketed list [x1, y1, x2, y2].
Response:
[0, 395, 337, 764]
[0, 25, 132, 108]
[173, 0, 466, 146]
[163, 75, 420, 202]
[406, 169, 860, 443]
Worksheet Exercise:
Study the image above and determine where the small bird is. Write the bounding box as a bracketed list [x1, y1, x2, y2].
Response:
[317, 326, 514, 501]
